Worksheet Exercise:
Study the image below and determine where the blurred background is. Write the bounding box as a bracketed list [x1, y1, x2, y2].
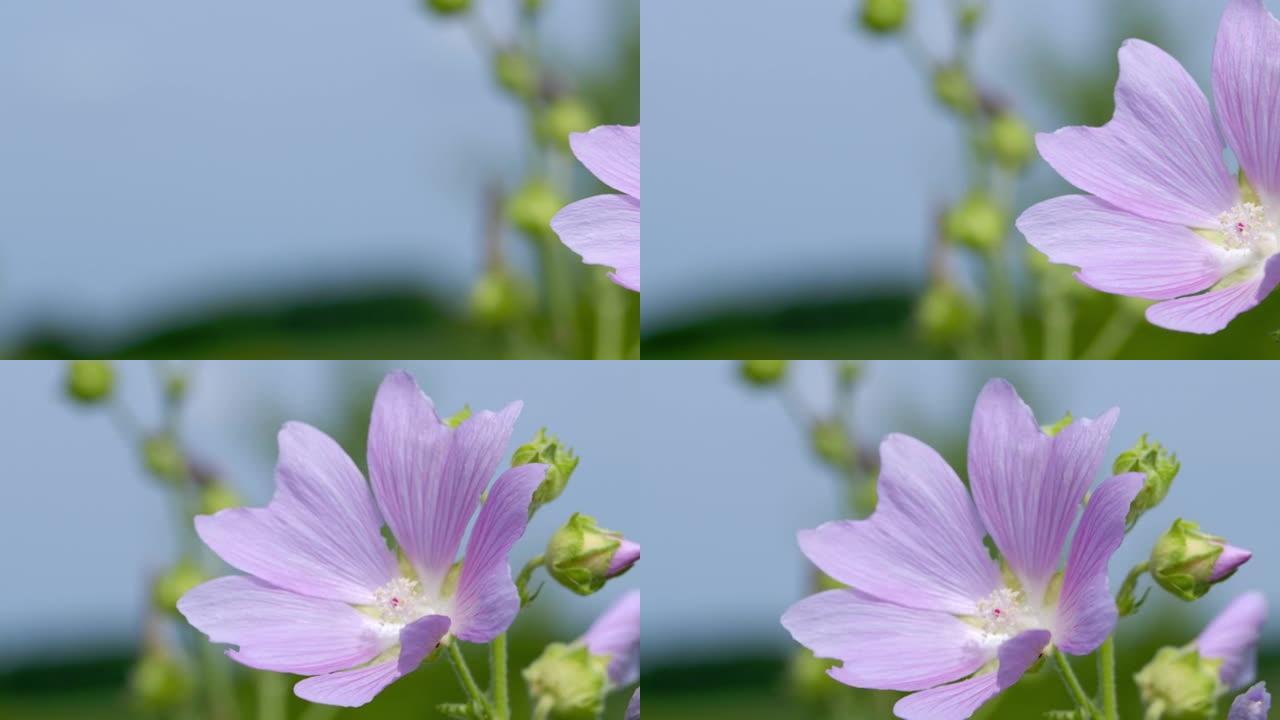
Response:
[641, 361, 1278, 718]
[642, 0, 1280, 359]
[0, 361, 643, 718]
[0, 1, 639, 359]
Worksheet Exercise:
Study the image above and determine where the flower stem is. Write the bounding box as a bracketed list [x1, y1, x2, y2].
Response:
[985, 247, 1024, 358]
[448, 642, 496, 719]
[1099, 636, 1119, 720]
[1052, 648, 1101, 719]
[1041, 288, 1074, 359]
[256, 671, 286, 720]
[491, 633, 510, 720]
[593, 270, 625, 360]
[1082, 303, 1141, 359]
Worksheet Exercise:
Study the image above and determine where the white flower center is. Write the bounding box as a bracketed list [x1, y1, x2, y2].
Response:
[972, 587, 1032, 645]
[1217, 202, 1278, 256]
[371, 577, 431, 625]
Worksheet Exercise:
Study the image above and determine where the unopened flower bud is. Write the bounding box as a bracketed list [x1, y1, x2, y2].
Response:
[944, 192, 1006, 251]
[153, 560, 208, 616]
[199, 483, 243, 515]
[958, 3, 984, 31]
[1113, 434, 1180, 527]
[933, 65, 978, 115]
[130, 650, 193, 711]
[988, 112, 1034, 170]
[513, 428, 580, 512]
[1135, 646, 1223, 720]
[1150, 519, 1252, 601]
[539, 98, 597, 151]
[916, 282, 980, 345]
[507, 179, 564, 240]
[545, 513, 638, 595]
[740, 360, 788, 387]
[495, 49, 536, 98]
[811, 420, 854, 469]
[836, 361, 862, 388]
[523, 643, 609, 720]
[470, 270, 533, 326]
[424, 0, 470, 16]
[142, 434, 186, 485]
[859, 0, 908, 34]
[66, 360, 115, 404]
[1229, 682, 1271, 720]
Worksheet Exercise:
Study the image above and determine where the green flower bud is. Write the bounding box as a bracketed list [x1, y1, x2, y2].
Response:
[199, 483, 243, 515]
[811, 420, 854, 469]
[507, 179, 564, 240]
[513, 428, 580, 512]
[739, 360, 788, 387]
[1150, 519, 1251, 601]
[944, 192, 1007, 251]
[66, 360, 115, 404]
[523, 642, 609, 720]
[424, 0, 470, 16]
[142, 434, 186, 485]
[1041, 412, 1073, 437]
[1135, 646, 1223, 720]
[470, 270, 534, 326]
[164, 373, 188, 403]
[1113, 434, 1180, 527]
[539, 98, 597, 151]
[495, 49, 537, 98]
[130, 650, 193, 711]
[859, 0, 909, 34]
[933, 65, 978, 115]
[958, 3, 984, 31]
[152, 559, 207, 616]
[916, 282, 980, 345]
[988, 112, 1035, 170]
[544, 513, 638, 596]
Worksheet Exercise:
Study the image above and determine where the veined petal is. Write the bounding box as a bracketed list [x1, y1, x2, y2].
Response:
[1198, 591, 1267, 690]
[552, 194, 641, 292]
[1145, 270, 1279, 334]
[292, 614, 451, 708]
[1214, 0, 1280, 202]
[783, 589, 990, 692]
[969, 379, 1118, 600]
[798, 434, 1001, 615]
[996, 629, 1052, 689]
[582, 590, 641, 687]
[1055, 474, 1144, 655]
[1017, 195, 1227, 299]
[177, 576, 381, 676]
[451, 463, 545, 643]
[570, 124, 640, 200]
[368, 371, 522, 587]
[1229, 682, 1271, 720]
[1037, 40, 1237, 228]
[195, 422, 396, 604]
[893, 673, 1000, 720]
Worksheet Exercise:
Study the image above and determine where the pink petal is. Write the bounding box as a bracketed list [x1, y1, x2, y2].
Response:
[552, 194, 641, 292]
[1037, 39, 1237, 228]
[1145, 275, 1270, 334]
[1214, 0, 1280, 202]
[195, 422, 396, 605]
[893, 673, 1000, 720]
[1055, 473, 1144, 655]
[368, 370, 522, 587]
[570, 124, 640, 200]
[292, 614, 451, 708]
[1199, 591, 1267, 690]
[177, 576, 381, 675]
[626, 689, 640, 720]
[582, 590, 641, 687]
[782, 589, 989, 692]
[996, 629, 1052, 689]
[798, 434, 1001, 615]
[968, 379, 1118, 601]
[451, 463, 545, 643]
[1017, 195, 1227, 299]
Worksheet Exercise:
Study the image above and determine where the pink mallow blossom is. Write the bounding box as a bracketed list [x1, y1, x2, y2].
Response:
[178, 371, 547, 707]
[783, 379, 1142, 720]
[1018, 0, 1280, 333]
[1198, 591, 1267, 692]
[552, 124, 640, 292]
[583, 590, 640, 689]
[1230, 683, 1271, 720]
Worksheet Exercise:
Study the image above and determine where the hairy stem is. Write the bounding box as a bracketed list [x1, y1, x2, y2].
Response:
[491, 633, 510, 720]
[1099, 636, 1119, 720]
[1052, 649, 1100, 720]
[448, 642, 496, 719]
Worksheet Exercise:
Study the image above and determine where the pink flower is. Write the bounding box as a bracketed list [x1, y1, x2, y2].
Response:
[552, 124, 640, 292]
[178, 371, 546, 707]
[1018, 0, 1280, 333]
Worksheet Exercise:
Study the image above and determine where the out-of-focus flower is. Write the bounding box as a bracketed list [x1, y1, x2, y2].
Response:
[740, 360, 789, 387]
[783, 379, 1141, 720]
[860, 0, 908, 34]
[66, 360, 114, 404]
[552, 125, 640, 292]
[178, 371, 546, 707]
[1150, 520, 1252, 600]
[582, 590, 641, 688]
[1230, 683, 1271, 720]
[424, 0, 470, 16]
[1018, 0, 1280, 334]
[524, 591, 639, 719]
[625, 688, 640, 720]
[1198, 592, 1267, 691]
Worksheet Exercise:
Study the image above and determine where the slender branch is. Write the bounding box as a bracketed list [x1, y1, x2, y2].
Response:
[448, 642, 496, 719]
[1052, 649, 1101, 720]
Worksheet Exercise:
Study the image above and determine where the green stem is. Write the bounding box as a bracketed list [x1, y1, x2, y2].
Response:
[593, 270, 625, 360]
[256, 672, 286, 720]
[1042, 288, 1074, 359]
[1099, 636, 1119, 720]
[448, 642, 495, 719]
[985, 247, 1024, 358]
[538, 236, 576, 354]
[1052, 649, 1100, 719]
[491, 633, 510, 720]
[202, 639, 239, 720]
[531, 696, 554, 720]
[1082, 304, 1141, 359]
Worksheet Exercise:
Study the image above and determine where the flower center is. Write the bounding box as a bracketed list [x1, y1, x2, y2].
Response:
[371, 577, 430, 625]
[1217, 202, 1277, 255]
[974, 587, 1031, 641]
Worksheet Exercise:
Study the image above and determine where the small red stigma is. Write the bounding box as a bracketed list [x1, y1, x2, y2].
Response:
[992, 608, 1002, 617]
[1238, 222, 1248, 233]
[391, 597, 401, 607]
